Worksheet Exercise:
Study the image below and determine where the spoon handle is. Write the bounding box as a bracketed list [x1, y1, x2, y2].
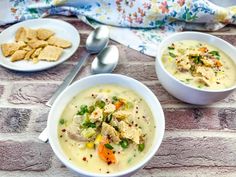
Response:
[46, 51, 90, 107]
[38, 51, 90, 142]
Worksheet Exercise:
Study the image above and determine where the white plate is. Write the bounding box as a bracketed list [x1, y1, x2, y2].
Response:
[0, 18, 80, 72]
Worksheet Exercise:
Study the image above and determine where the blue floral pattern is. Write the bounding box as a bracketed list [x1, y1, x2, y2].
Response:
[0, 0, 235, 56]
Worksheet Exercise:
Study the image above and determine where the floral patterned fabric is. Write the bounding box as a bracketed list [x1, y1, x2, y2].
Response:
[0, 0, 236, 56]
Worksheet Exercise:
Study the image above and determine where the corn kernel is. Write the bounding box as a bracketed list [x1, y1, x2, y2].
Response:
[94, 134, 103, 144]
[86, 142, 94, 149]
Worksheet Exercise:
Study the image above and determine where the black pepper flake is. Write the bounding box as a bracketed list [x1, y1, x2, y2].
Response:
[62, 129, 66, 132]
[138, 117, 140, 119]
[154, 126, 156, 128]
[131, 121, 134, 124]
[90, 154, 93, 158]
[142, 116, 145, 118]
[60, 135, 63, 138]
[107, 161, 112, 165]
[136, 111, 138, 113]
[118, 151, 120, 154]
[82, 157, 87, 161]
[99, 168, 101, 171]
[135, 124, 138, 127]
[136, 107, 138, 109]
[107, 171, 110, 174]
[129, 124, 132, 127]
[69, 158, 72, 160]
[113, 151, 116, 154]
[65, 140, 68, 142]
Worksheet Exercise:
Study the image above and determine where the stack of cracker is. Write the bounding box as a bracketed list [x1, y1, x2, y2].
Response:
[1, 27, 72, 63]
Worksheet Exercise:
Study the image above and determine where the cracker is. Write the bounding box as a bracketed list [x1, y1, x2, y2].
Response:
[23, 45, 32, 51]
[11, 50, 27, 62]
[38, 45, 63, 61]
[1, 43, 20, 57]
[17, 41, 27, 49]
[15, 27, 26, 42]
[47, 36, 72, 48]
[36, 28, 55, 40]
[31, 48, 42, 58]
[24, 49, 35, 60]
[27, 39, 48, 49]
[26, 28, 37, 40]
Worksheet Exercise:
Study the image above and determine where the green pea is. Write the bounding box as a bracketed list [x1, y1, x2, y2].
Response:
[119, 139, 129, 149]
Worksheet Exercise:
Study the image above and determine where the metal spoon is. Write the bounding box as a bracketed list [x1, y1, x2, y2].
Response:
[38, 26, 109, 142]
[91, 45, 119, 74]
[46, 26, 109, 107]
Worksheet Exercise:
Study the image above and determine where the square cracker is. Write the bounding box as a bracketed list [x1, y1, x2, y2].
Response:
[47, 36, 72, 48]
[38, 45, 63, 61]
[26, 28, 37, 40]
[15, 27, 26, 42]
[37, 28, 54, 40]
[1, 43, 20, 57]
[11, 50, 27, 62]
[24, 49, 35, 60]
[27, 39, 48, 49]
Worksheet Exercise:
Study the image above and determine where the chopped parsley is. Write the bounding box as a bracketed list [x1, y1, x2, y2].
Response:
[77, 105, 88, 115]
[169, 52, 177, 58]
[104, 143, 113, 150]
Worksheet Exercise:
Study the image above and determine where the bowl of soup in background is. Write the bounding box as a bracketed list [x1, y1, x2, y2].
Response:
[155, 32, 236, 105]
[48, 74, 165, 177]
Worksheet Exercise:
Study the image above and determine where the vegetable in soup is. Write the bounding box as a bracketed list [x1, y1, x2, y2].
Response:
[58, 84, 156, 174]
[162, 40, 236, 90]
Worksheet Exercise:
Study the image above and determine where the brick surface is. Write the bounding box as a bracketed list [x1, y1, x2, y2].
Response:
[33, 107, 50, 132]
[0, 85, 4, 98]
[65, 19, 93, 32]
[214, 35, 236, 46]
[114, 63, 157, 81]
[117, 45, 154, 62]
[8, 83, 58, 105]
[165, 107, 236, 130]
[0, 141, 53, 171]
[147, 137, 236, 168]
[0, 108, 31, 133]
[146, 83, 181, 104]
[67, 47, 97, 63]
[0, 63, 91, 81]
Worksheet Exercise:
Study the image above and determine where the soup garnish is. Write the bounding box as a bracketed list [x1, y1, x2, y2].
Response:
[162, 40, 236, 90]
[58, 85, 155, 174]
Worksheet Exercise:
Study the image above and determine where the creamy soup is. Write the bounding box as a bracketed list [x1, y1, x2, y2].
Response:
[58, 84, 156, 174]
[162, 40, 236, 90]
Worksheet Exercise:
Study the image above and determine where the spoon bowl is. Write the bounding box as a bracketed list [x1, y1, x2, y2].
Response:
[91, 45, 119, 74]
[86, 26, 109, 53]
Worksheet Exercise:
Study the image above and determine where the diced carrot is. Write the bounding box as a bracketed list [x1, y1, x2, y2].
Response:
[114, 101, 124, 110]
[198, 47, 208, 53]
[98, 139, 116, 164]
[215, 60, 222, 67]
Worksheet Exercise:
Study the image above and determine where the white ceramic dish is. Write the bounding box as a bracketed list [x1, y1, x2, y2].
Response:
[48, 74, 165, 177]
[155, 32, 236, 105]
[0, 18, 80, 72]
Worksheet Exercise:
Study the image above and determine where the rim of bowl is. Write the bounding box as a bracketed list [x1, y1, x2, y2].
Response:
[156, 31, 236, 93]
[48, 73, 165, 177]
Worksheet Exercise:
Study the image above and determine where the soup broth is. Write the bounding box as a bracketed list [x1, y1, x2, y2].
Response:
[162, 40, 236, 90]
[58, 84, 156, 174]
